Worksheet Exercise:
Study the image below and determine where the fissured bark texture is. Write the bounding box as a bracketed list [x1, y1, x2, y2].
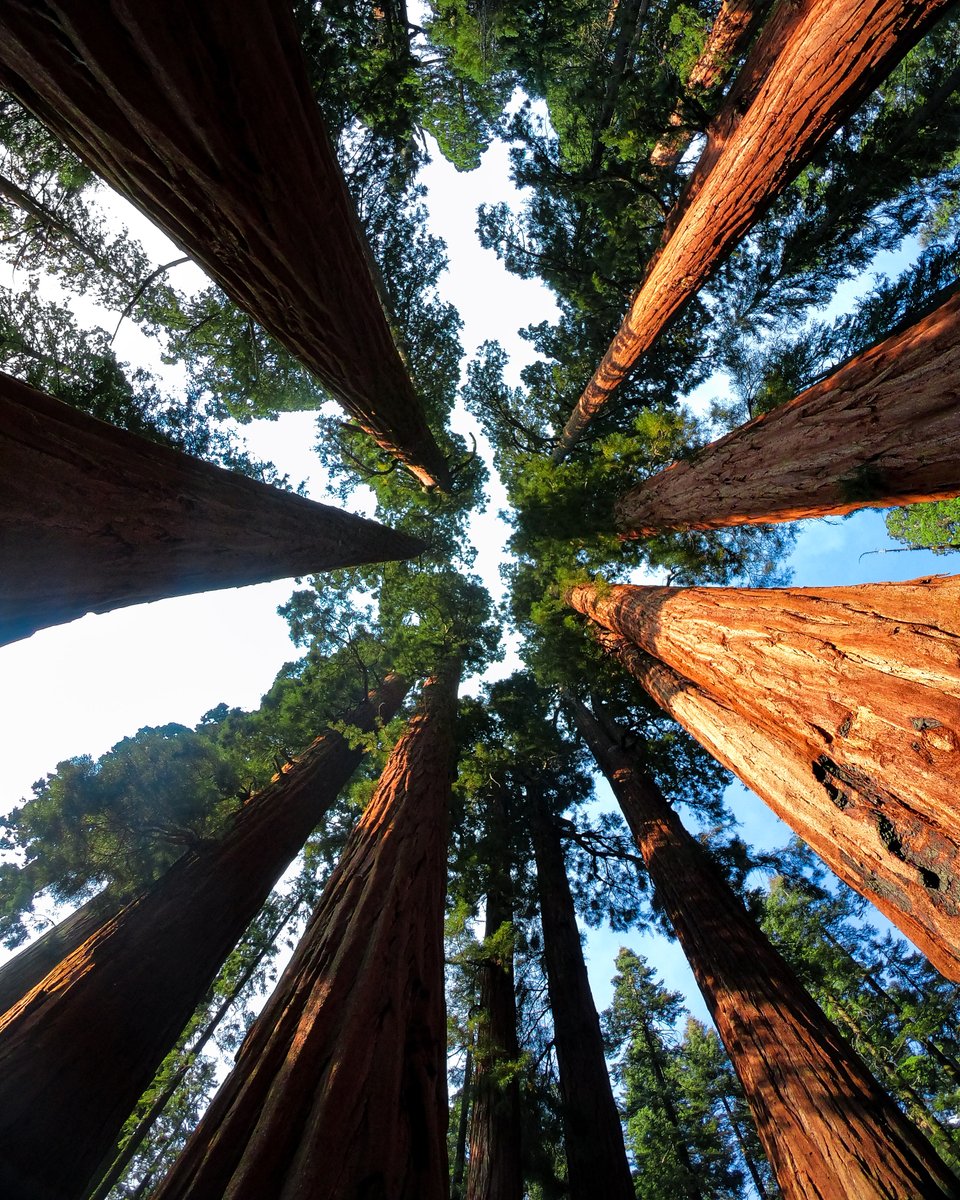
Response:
[555, 0, 953, 456]
[152, 664, 460, 1200]
[0, 374, 425, 645]
[595, 628, 960, 981]
[0, 676, 408, 1200]
[568, 580, 960, 972]
[616, 288, 960, 533]
[531, 803, 635, 1200]
[572, 698, 960, 1200]
[0, 1, 449, 488]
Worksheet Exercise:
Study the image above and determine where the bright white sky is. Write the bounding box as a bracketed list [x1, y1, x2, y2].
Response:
[0, 122, 956, 1023]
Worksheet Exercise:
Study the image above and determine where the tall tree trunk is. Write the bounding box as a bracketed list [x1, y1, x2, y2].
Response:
[152, 663, 460, 1200]
[466, 805, 523, 1200]
[554, 0, 953, 457]
[85, 890, 305, 1200]
[0, 1, 450, 489]
[649, 0, 772, 169]
[530, 802, 635, 1200]
[567, 578, 960, 901]
[0, 889, 122, 1018]
[0, 674, 408, 1200]
[575, 610, 960, 980]
[571, 697, 960, 1200]
[0, 373, 424, 645]
[452, 1049, 473, 1200]
[616, 287, 960, 533]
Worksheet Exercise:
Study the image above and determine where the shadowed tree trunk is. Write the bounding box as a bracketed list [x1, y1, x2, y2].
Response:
[152, 662, 460, 1200]
[0, 373, 425, 645]
[554, 0, 954, 457]
[452, 1049, 473, 1200]
[530, 801, 635, 1200]
[571, 696, 960, 1200]
[649, 0, 772, 169]
[616, 287, 960, 533]
[466, 797, 523, 1200]
[590, 627, 960, 981]
[0, 674, 408, 1200]
[0, 0, 450, 488]
[567, 580, 960, 973]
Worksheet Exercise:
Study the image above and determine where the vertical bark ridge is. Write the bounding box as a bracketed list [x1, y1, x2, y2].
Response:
[0, 674, 408, 1200]
[554, 0, 954, 456]
[0, 374, 425, 645]
[592, 628, 960, 980]
[152, 662, 460, 1200]
[572, 697, 960, 1200]
[0, 0, 450, 488]
[615, 287, 960, 533]
[531, 802, 635, 1200]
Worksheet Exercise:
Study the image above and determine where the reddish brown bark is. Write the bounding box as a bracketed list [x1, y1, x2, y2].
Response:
[555, 0, 954, 456]
[152, 664, 460, 1200]
[0, 373, 424, 645]
[576, 608, 960, 980]
[568, 578, 960, 841]
[571, 697, 960, 1200]
[649, 0, 772, 169]
[531, 803, 635, 1200]
[466, 803, 523, 1200]
[0, 675, 408, 1200]
[616, 288, 960, 533]
[0, 1, 449, 489]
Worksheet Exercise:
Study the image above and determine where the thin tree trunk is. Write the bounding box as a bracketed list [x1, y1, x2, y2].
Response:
[84, 890, 305, 1200]
[579, 620, 960, 980]
[554, 0, 953, 457]
[717, 1091, 772, 1200]
[649, 0, 772, 169]
[530, 801, 635, 1200]
[0, 372, 424, 645]
[152, 663, 461, 1200]
[452, 1049, 473, 1200]
[571, 697, 960, 1199]
[567, 578, 960, 900]
[616, 287, 960, 533]
[0, 1, 450, 488]
[636, 1014, 703, 1200]
[0, 674, 408, 1200]
[466, 812, 523, 1200]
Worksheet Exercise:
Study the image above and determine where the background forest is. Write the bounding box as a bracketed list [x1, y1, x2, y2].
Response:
[2, 0, 960, 1197]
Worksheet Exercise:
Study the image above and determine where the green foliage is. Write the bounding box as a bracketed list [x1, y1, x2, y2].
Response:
[886, 497, 960, 554]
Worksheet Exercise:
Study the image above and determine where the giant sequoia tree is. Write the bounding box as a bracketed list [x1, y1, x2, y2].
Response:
[5, 0, 960, 1194]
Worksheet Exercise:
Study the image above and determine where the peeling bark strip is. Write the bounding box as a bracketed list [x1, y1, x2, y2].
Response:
[594, 628, 960, 980]
[0, 675, 408, 1200]
[0, 1, 450, 490]
[153, 664, 460, 1200]
[568, 578, 960, 851]
[531, 802, 636, 1200]
[616, 289, 960, 533]
[572, 698, 960, 1200]
[0, 373, 424, 646]
[554, 0, 954, 457]
[649, 0, 772, 170]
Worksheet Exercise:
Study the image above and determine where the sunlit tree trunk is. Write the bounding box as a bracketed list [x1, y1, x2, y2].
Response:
[152, 663, 460, 1200]
[616, 288, 960, 533]
[0, 0, 450, 488]
[567, 580, 960, 979]
[530, 802, 634, 1200]
[593, 627, 960, 980]
[0, 373, 424, 645]
[555, 0, 952, 456]
[650, 0, 772, 169]
[466, 796, 523, 1200]
[571, 697, 960, 1200]
[0, 675, 408, 1200]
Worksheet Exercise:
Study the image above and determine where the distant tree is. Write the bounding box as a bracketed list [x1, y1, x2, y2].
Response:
[886, 497, 960, 553]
